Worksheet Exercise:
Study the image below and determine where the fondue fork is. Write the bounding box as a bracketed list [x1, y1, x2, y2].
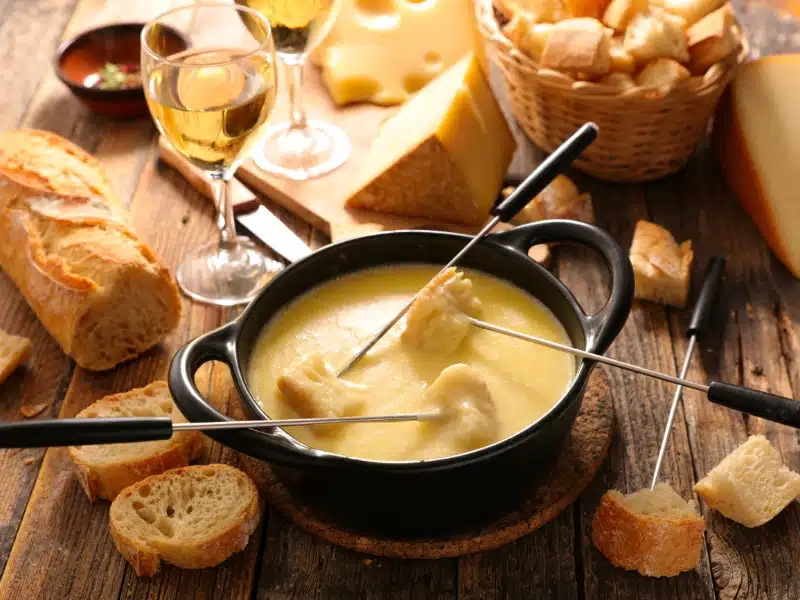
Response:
[0, 411, 442, 449]
[466, 304, 800, 429]
[336, 123, 600, 377]
[650, 257, 725, 490]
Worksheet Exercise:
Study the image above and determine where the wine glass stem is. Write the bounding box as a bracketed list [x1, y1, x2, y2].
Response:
[283, 55, 307, 131]
[211, 173, 237, 248]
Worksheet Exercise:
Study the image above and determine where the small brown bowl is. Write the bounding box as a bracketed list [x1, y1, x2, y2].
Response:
[54, 23, 187, 118]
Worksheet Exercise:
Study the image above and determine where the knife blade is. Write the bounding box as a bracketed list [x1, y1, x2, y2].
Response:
[157, 137, 313, 263]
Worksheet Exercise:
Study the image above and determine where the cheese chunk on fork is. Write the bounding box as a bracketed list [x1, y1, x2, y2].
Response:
[277, 353, 368, 435]
[402, 268, 481, 354]
[424, 364, 498, 452]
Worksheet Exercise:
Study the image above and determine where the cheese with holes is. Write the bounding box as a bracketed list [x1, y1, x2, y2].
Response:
[713, 55, 800, 278]
[312, 0, 478, 106]
[345, 53, 516, 225]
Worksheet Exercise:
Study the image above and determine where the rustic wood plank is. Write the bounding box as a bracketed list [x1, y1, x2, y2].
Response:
[0, 0, 78, 132]
[254, 515, 458, 600]
[652, 148, 800, 600]
[458, 510, 579, 600]
[559, 177, 715, 599]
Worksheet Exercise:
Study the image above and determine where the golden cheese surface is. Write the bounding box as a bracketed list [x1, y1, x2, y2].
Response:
[247, 264, 576, 461]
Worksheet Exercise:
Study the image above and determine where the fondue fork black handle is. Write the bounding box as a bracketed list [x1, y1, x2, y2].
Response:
[0, 417, 173, 448]
[492, 123, 599, 222]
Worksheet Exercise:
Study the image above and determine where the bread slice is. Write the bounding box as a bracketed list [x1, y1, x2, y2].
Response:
[110, 464, 261, 576]
[592, 483, 705, 577]
[0, 329, 32, 384]
[629, 220, 693, 307]
[694, 435, 800, 527]
[68, 382, 204, 501]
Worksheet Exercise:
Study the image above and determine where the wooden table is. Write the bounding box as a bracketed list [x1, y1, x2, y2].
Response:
[1, 0, 800, 598]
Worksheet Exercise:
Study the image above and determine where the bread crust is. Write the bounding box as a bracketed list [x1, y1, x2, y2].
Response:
[109, 464, 261, 576]
[592, 490, 705, 576]
[68, 382, 204, 501]
[0, 129, 181, 371]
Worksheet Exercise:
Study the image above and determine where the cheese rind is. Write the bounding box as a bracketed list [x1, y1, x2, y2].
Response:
[713, 55, 800, 279]
[345, 54, 516, 226]
[313, 0, 477, 106]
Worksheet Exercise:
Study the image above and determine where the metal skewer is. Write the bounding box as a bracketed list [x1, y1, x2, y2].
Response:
[468, 256, 800, 430]
[650, 257, 725, 490]
[336, 123, 600, 377]
[0, 410, 442, 449]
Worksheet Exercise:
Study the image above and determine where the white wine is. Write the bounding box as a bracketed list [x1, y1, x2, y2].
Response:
[237, 0, 340, 55]
[146, 48, 276, 172]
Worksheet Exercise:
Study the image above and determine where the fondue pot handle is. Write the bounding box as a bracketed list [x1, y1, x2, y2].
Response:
[489, 220, 634, 355]
[168, 321, 314, 466]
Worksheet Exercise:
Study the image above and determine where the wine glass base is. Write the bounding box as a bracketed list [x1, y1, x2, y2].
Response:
[254, 119, 351, 181]
[176, 237, 283, 307]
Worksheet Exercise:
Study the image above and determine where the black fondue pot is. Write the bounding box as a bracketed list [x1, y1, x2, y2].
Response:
[168, 219, 635, 533]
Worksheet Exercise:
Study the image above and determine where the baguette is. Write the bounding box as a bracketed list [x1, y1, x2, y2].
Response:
[110, 464, 261, 576]
[592, 483, 705, 577]
[0, 129, 181, 371]
[68, 381, 204, 501]
[0, 329, 32, 384]
[694, 435, 800, 527]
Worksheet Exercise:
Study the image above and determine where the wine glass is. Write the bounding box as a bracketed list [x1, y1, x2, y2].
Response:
[236, 0, 350, 181]
[141, 3, 282, 306]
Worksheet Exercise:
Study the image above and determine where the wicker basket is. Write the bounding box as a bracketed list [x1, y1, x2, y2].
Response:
[475, 0, 748, 182]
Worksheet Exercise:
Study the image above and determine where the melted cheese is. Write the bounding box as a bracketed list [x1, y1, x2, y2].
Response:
[247, 265, 576, 461]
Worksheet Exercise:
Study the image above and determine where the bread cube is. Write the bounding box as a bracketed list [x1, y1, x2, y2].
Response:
[0, 329, 32, 384]
[686, 4, 740, 74]
[636, 58, 691, 91]
[629, 220, 693, 307]
[650, 0, 727, 26]
[277, 353, 368, 433]
[541, 18, 613, 77]
[694, 435, 800, 527]
[503, 13, 554, 61]
[603, 0, 649, 32]
[598, 71, 637, 89]
[403, 268, 481, 354]
[610, 37, 637, 72]
[624, 9, 690, 64]
[423, 364, 498, 451]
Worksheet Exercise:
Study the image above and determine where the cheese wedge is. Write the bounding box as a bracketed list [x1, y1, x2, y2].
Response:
[345, 53, 516, 226]
[312, 0, 477, 106]
[713, 55, 800, 278]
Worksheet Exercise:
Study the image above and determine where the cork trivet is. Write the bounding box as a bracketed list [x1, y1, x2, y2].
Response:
[240, 369, 614, 559]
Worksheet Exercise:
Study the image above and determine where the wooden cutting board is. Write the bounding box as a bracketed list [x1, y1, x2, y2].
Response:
[236, 64, 486, 242]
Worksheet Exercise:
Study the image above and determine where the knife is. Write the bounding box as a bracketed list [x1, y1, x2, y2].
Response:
[158, 137, 313, 263]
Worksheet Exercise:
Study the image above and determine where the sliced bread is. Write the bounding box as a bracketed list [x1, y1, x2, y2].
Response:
[110, 464, 261, 576]
[68, 381, 204, 501]
[592, 483, 705, 577]
[694, 434, 800, 527]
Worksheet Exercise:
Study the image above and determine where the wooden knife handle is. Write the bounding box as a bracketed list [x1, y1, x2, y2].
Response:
[157, 136, 260, 214]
